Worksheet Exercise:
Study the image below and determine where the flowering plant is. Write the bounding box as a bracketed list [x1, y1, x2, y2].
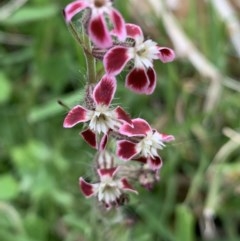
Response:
[63, 0, 175, 209]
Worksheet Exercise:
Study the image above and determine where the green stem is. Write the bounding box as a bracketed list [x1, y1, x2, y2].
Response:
[184, 154, 208, 205]
[205, 169, 221, 211]
[82, 32, 96, 84]
[68, 22, 97, 84]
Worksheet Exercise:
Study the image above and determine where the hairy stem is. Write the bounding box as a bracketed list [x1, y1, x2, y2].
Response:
[82, 31, 97, 84]
[68, 22, 97, 84]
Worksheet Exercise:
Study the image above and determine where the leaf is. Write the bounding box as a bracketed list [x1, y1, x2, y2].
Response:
[0, 72, 12, 104]
[0, 48, 34, 66]
[1, 5, 59, 26]
[24, 213, 48, 241]
[51, 190, 73, 207]
[11, 140, 51, 174]
[0, 175, 19, 200]
[175, 204, 195, 241]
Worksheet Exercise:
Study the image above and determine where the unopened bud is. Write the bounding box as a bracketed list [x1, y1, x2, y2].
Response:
[84, 84, 96, 110]
[138, 166, 159, 190]
[96, 151, 115, 169]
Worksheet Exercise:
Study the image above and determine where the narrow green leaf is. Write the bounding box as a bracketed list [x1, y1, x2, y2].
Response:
[175, 204, 195, 241]
[2, 5, 59, 25]
[0, 48, 34, 65]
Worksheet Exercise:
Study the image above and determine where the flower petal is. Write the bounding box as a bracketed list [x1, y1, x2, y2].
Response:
[147, 156, 163, 171]
[126, 23, 143, 42]
[125, 68, 149, 94]
[104, 46, 131, 76]
[97, 167, 118, 178]
[63, 105, 90, 128]
[79, 177, 96, 197]
[134, 156, 147, 164]
[157, 47, 175, 63]
[80, 128, 97, 149]
[100, 133, 108, 151]
[117, 140, 138, 160]
[113, 106, 132, 125]
[119, 118, 151, 136]
[88, 14, 112, 48]
[155, 132, 175, 143]
[93, 75, 116, 106]
[119, 178, 138, 194]
[109, 9, 126, 41]
[63, 0, 89, 22]
[145, 67, 156, 95]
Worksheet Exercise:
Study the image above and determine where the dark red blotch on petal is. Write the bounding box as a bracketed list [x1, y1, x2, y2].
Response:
[134, 156, 147, 164]
[119, 118, 151, 136]
[100, 133, 108, 151]
[125, 23, 143, 40]
[98, 167, 117, 178]
[145, 68, 156, 95]
[104, 46, 130, 75]
[64, 1, 89, 22]
[67, 2, 82, 15]
[81, 129, 97, 149]
[89, 15, 112, 48]
[117, 140, 138, 160]
[148, 156, 163, 170]
[79, 178, 94, 197]
[158, 47, 175, 63]
[110, 9, 126, 41]
[63, 105, 88, 128]
[114, 106, 132, 125]
[121, 178, 137, 193]
[126, 68, 149, 94]
[93, 75, 116, 106]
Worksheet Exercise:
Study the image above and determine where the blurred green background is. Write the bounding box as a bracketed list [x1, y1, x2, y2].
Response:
[1, 0, 240, 240]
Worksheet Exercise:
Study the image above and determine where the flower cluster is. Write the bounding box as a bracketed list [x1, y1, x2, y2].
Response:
[63, 0, 175, 209]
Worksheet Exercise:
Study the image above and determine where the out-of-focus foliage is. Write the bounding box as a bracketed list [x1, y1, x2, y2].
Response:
[0, 0, 240, 240]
